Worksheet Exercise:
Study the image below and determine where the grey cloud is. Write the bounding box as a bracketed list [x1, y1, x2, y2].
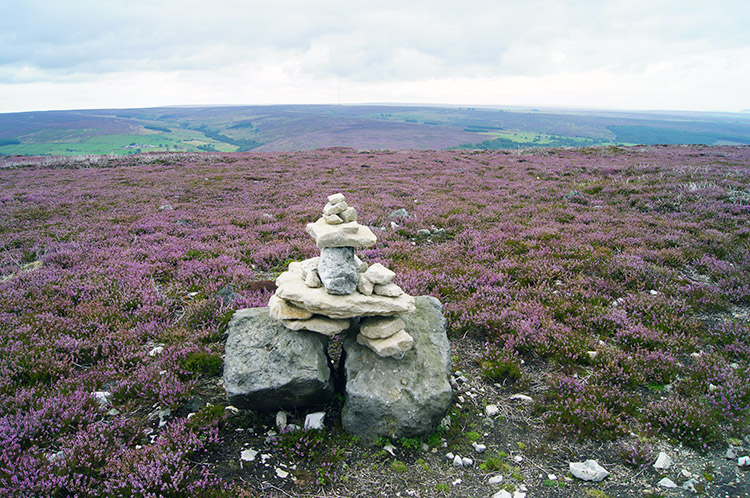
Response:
[1, 0, 748, 84]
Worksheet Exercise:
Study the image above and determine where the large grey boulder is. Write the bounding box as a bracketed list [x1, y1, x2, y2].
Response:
[341, 296, 452, 441]
[318, 247, 358, 295]
[223, 307, 333, 410]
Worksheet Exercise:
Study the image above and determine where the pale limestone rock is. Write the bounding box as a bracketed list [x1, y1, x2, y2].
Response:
[268, 295, 314, 320]
[354, 255, 368, 272]
[327, 193, 345, 204]
[373, 283, 404, 297]
[281, 316, 350, 336]
[304, 412, 326, 430]
[339, 207, 357, 223]
[276, 266, 415, 318]
[569, 460, 609, 482]
[357, 274, 374, 296]
[356, 329, 414, 357]
[323, 201, 348, 216]
[658, 477, 677, 488]
[364, 263, 396, 285]
[304, 271, 322, 288]
[290, 257, 320, 276]
[653, 451, 673, 470]
[360, 316, 406, 339]
[323, 214, 343, 224]
[306, 219, 377, 249]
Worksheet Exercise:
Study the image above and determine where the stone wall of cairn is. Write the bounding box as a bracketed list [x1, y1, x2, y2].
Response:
[269, 193, 416, 357]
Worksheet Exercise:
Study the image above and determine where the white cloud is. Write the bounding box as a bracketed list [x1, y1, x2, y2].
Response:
[0, 0, 748, 112]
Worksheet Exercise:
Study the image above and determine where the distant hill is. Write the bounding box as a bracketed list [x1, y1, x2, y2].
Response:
[0, 104, 749, 156]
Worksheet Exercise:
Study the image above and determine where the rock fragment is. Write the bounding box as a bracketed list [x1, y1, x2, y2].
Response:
[569, 459, 609, 482]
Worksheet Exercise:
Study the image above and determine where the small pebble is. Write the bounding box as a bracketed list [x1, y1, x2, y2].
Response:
[489, 475, 504, 484]
[485, 405, 499, 417]
[446, 452, 455, 460]
[462, 457, 473, 467]
[453, 455, 463, 467]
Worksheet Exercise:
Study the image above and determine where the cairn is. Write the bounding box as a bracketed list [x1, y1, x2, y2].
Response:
[269, 193, 416, 357]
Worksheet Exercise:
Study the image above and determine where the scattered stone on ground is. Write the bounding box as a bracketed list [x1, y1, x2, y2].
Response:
[569, 459, 609, 482]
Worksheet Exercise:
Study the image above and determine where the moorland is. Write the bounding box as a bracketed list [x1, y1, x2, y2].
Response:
[1, 145, 749, 497]
[1, 104, 749, 156]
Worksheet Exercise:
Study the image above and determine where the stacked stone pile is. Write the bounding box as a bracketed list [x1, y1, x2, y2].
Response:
[271, 193, 416, 357]
[224, 194, 452, 441]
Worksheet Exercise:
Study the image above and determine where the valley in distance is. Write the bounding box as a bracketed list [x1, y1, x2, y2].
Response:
[1, 103, 749, 156]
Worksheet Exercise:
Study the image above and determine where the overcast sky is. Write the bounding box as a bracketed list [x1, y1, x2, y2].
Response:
[1, 0, 748, 113]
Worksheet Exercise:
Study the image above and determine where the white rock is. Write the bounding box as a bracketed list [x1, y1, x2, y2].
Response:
[304, 412, 326, 430]
[548, 474, 557, 480]
[513, 492, 526, 498]
[488, 475, 504, 484]
[281, 316, 350, 336]
[304, 270, 322, 288]
[275, 265, 415, 318]
[587, 351, 598, 360]
[452, 478, 462, 486]
[327, 193, 345, 204]
[472, 442, 487, 453]
[225, 405, 239, 415]
[373, 283, 404, 297]
[306, 219, 377, 249]
[658, 477, 678, 488]
[726, 447, 738, 459]
[509, 394, 533, 403]
[653, 451, 673, 470]
[649, 289, 660, 295]
[240, 449, 258, 462]
[453, 455, 463, 467]
[323, 201, 348, 216]
[46, 450, 65, 463]
[276, 411, 288, 430]
[739, 456, 750, 467]
[187, 412, 195, 420]
[682, 478, 699, 493]
[492, 491, 512, 498]
[364, 263, 396, 285]
[339, 207, 357, 223]
[323, 214, 343, 225]
[485, 405, 500, 416]
[446, 452, 455, 460]
[384, 444, 396, 456]
[268, 295, 314, 320]
[569, 460, 609, 482]
[514, 455, 523, 463]
[462, 457, 473, 467]
[681, 468, 692, 478]
[275, 467, 289, 479]
[356, 329, 414, 357]
[92, 391, 112, 408]
[148, 346, 164, 356]
[357, 273, 374, 296]
[360, 316, 406, 339]
[353, 255, 368, 272]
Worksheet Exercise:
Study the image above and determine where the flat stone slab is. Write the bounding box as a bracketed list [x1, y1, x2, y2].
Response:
[275, 264, 415, 319]
[223, 307, 333, 410]
[341, 296, 452, 442]
[281, 315, 351, 336]
[306, 219, 377, 249]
